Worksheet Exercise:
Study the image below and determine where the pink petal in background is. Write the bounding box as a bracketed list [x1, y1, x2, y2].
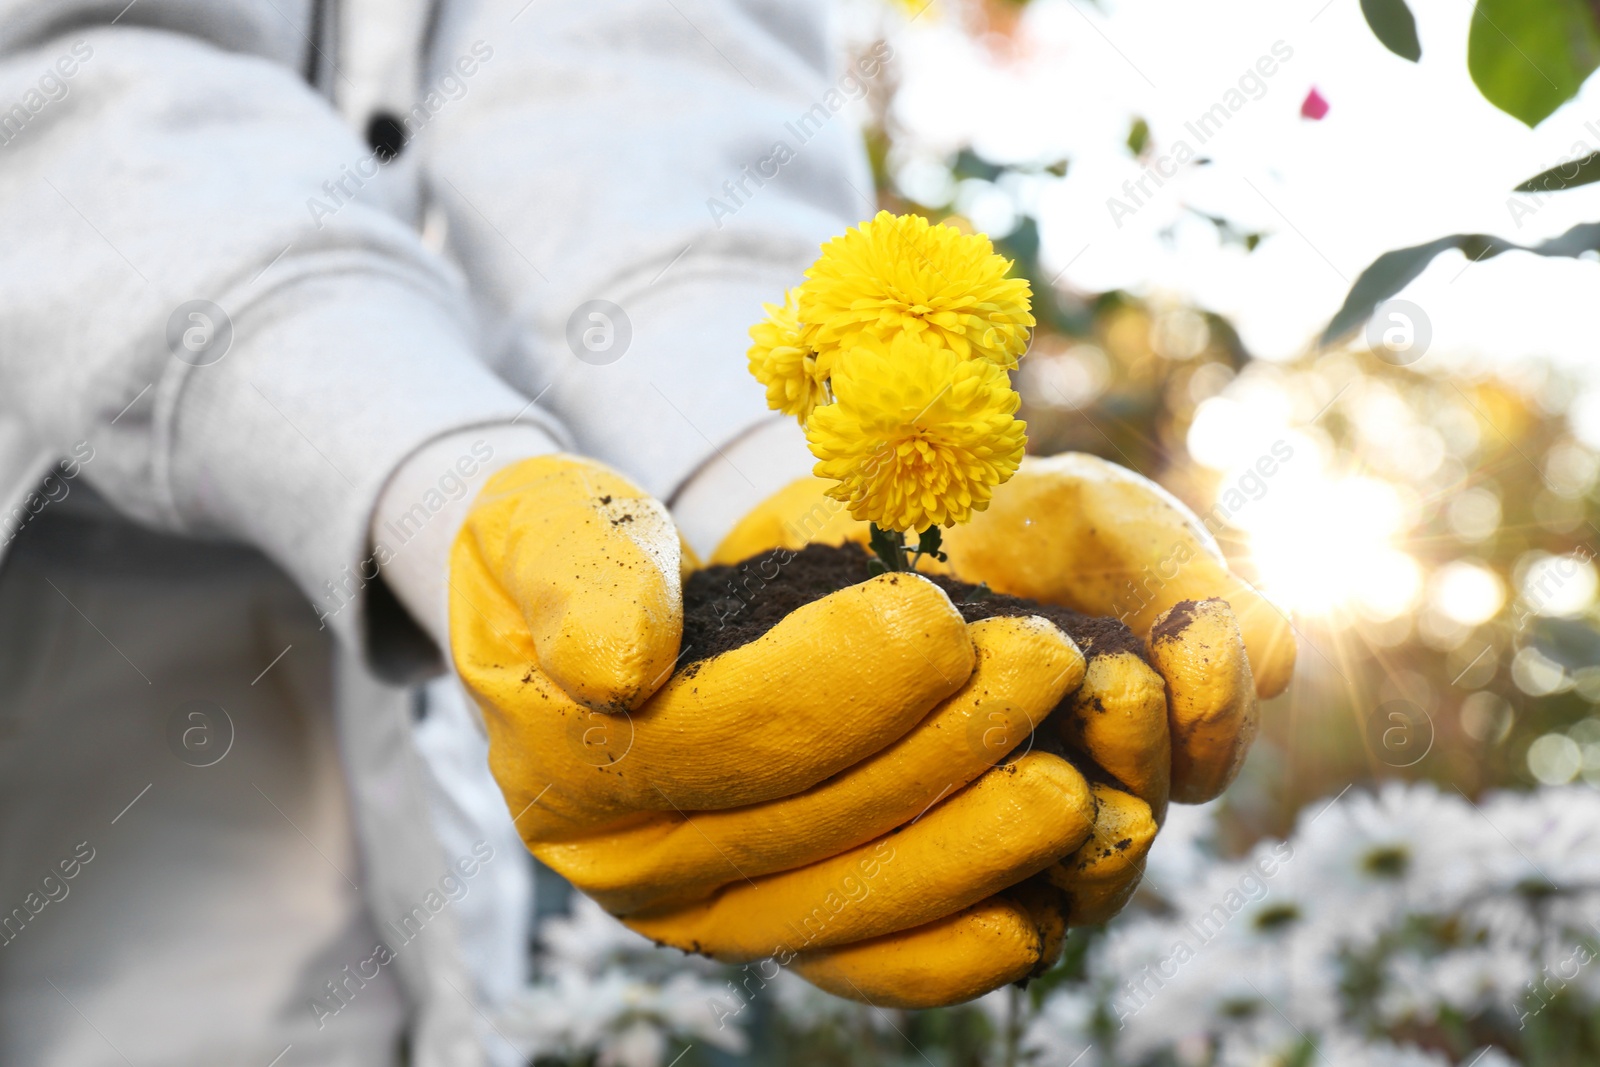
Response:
[1301, 87, 1330, 120]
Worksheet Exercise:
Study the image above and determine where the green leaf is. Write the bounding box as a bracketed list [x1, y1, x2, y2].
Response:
[1515, 149, 1600, 192]
[962, 582, 994, 604]
[995, 215, 1040, 269]
[1360, 0, 1421, 61]
[951, 147, 1003, 183]
[1467, 0, 1600, 127]
[1320, 220, 1600, 345]
[1531, 617, 1600, 670]
[1189, 208, 1266, 253]
[1126, 116, 1150, 157]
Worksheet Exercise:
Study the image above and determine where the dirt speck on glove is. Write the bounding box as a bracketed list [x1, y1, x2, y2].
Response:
[1150, 598, 1202, 644]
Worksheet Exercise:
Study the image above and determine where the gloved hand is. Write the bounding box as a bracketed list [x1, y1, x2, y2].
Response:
[711, 452, 1296, 1006]
[449, 454, 1102, 993]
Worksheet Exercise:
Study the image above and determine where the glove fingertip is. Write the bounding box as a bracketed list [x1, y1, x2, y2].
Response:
[513, 466, 685, 711]
[791, 898, 1042, 1009]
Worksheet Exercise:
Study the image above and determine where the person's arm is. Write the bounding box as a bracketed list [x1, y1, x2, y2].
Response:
[417, 0, 885, 553]
[0, 24, 568, 677]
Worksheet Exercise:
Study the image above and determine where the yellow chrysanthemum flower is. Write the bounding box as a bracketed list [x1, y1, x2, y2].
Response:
[798, 210, 1035, 370]
[747, 287, 827, 422]
[805, 333, 1026, 532]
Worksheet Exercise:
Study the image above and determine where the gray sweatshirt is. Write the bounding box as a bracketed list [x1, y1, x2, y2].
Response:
[0, 0, 877, 655]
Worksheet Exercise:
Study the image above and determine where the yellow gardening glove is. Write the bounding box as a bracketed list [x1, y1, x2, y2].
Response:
[709, 452, 1297, 1006]
[939, 452, 1296, 698]
[450, 454, 1097, 983]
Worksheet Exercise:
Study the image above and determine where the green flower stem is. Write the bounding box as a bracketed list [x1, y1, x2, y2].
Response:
[867, 523, 909, 574]
[867, 523, 947, 574]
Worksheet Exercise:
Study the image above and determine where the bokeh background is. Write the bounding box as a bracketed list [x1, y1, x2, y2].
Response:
[506, 1, 1600, 1063]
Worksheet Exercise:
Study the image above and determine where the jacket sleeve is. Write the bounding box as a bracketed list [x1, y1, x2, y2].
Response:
[0, 23, 569, 664]
[418, 0, 883, 502]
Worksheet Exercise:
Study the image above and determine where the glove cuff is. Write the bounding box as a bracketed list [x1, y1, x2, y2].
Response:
[370, 423, 562, 678]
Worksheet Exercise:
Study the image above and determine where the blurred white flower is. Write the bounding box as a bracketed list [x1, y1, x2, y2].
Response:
[1020, 987, 1100, 1067]
[1291, 782, 1488, 919]
[494, 896, 747, 1066]
[1140, 797, 1221, 890]
[1023, 782, 1583, 1067]
[1315, 1032, 1454, 1067]
[599, 1020, 665, 1067]
[1378, 946, 1532, 1029]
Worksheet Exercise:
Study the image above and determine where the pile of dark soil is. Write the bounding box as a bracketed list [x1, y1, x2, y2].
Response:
[680, 542, 1147, 666]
